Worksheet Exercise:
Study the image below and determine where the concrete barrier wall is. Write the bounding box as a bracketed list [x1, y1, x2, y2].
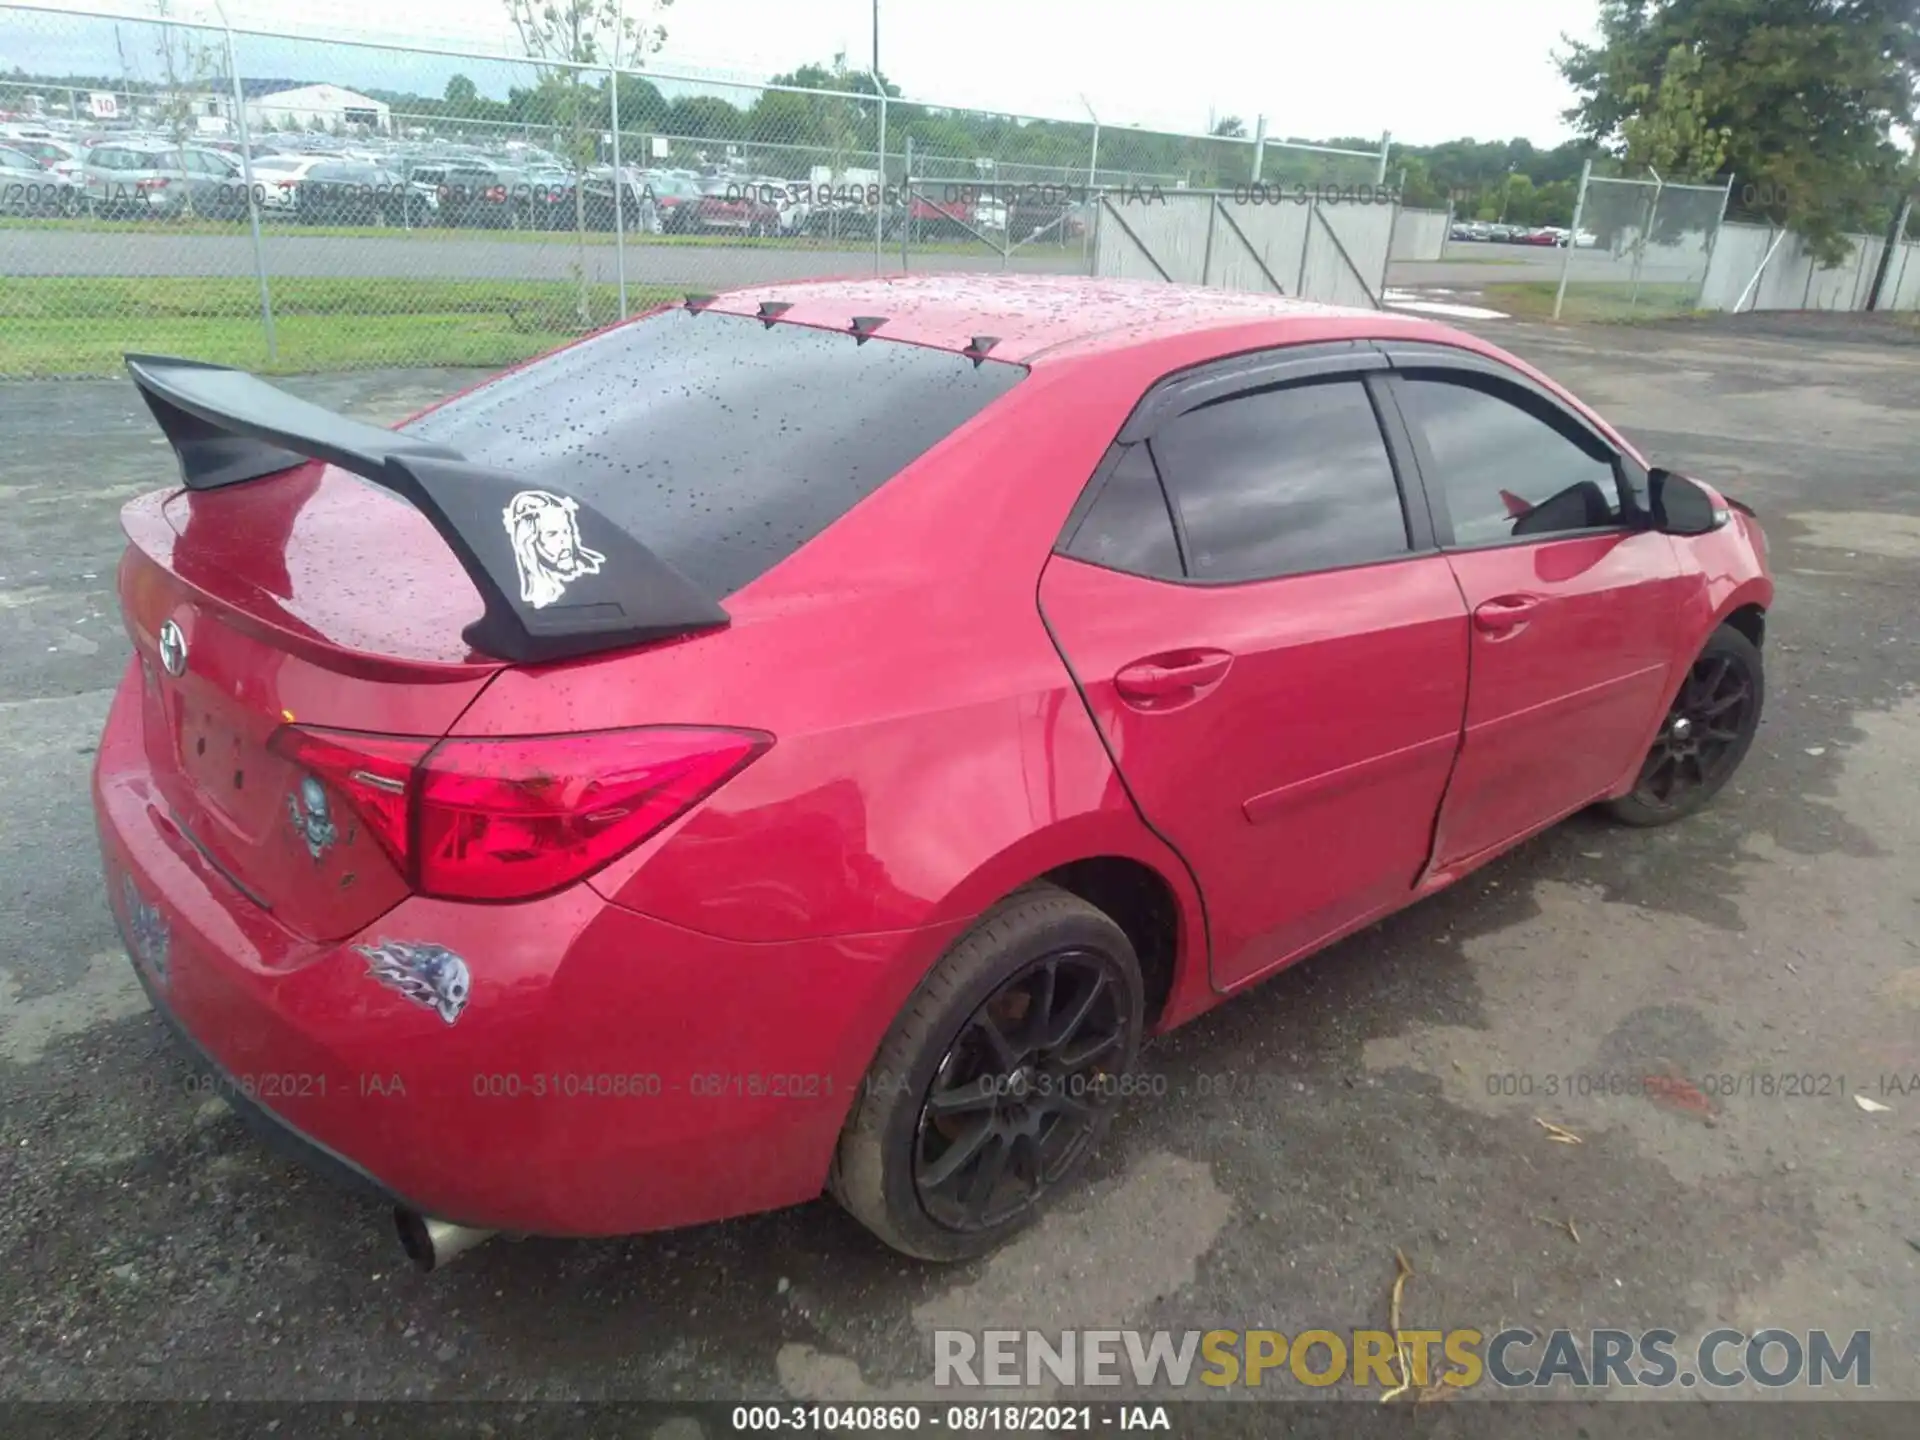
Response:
[1883, 241, 1920, 311]
[1390, 208, 1449, 262]
[1094, 192, 1394, 308]
[1698, 223, 1900, 312]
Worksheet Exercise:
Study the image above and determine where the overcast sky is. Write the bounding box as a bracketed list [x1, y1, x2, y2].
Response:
[9, 0, 1603, 145]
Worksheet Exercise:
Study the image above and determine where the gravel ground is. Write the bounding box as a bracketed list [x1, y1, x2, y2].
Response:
[0, 312, 1915, 1431]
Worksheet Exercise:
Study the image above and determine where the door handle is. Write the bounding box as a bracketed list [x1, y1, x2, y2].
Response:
[1472, 594, 1539, 636]
[1115, 650, 1234, 705]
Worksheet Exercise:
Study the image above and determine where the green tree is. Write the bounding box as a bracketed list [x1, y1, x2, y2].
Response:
[504, 0, 672, 325]
[1620, 44, 1732, 176]
[150, 0, 224, 215]
[445, 73, 479, 109]
[1559, 0, 1920, 261]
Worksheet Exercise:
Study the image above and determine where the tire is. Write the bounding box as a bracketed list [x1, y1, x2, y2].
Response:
[1604, 623, 1764, 827]
[830, 883, 1144, 1261]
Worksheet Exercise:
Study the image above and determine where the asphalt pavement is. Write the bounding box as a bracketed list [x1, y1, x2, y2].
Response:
[1, 314, 1916, 1424]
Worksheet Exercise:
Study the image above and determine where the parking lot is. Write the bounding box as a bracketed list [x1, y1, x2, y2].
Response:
[1, 309, 1917, 1419]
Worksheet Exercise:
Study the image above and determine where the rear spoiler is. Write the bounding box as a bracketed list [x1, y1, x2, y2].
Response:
[124, 353, 729, 664]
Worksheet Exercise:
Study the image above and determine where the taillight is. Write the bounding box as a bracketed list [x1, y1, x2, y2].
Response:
[135, 177, 169, 191]
[269, 725, 769, 902]
[486, 185, 506, 202]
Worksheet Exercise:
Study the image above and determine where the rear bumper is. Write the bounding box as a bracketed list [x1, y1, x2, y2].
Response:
[94, 657, 953, 1237]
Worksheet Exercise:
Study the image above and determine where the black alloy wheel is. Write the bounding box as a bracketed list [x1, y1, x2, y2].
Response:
[913, 947, 1129, 1232]
[1607, 623, 1764, 825]
[831, 884, 1145, 1260]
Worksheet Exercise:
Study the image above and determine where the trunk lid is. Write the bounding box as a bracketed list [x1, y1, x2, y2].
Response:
[119, 464, 503, 942]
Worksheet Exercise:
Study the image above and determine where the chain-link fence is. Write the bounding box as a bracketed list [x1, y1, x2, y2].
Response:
[0, 1, 1399, 377]
[1549, 167, 1736, 321]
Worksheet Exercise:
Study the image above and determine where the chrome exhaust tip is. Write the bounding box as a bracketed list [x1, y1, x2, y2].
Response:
[395, 1208, 496, 1272]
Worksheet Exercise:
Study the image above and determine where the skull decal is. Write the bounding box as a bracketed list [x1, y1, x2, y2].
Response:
[355, 940, 471, 1025]
[118, 873, 171, 988]
[288, 774, 340, 862]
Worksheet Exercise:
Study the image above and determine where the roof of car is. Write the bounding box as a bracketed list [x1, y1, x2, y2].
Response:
[699, 272, 1451, 366]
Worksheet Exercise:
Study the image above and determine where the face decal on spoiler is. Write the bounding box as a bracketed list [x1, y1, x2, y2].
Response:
[504, 489, 607, 609]
[356, 940, 471, 1025]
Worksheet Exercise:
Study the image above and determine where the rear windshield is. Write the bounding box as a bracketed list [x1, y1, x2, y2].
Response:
[402, 307, 1026, 596]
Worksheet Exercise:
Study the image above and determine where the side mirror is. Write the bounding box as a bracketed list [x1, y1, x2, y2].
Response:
[1647, 468, 1729, 536]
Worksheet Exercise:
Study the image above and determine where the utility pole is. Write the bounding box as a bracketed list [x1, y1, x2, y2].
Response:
[872, 0, 880, 77]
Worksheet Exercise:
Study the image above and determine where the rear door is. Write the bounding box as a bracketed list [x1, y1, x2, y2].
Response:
[1379, 351, 1685, 871]
[1040, 350, 1470, 991]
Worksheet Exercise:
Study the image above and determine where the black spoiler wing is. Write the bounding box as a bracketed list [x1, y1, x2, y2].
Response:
[125, 353, 729, 664]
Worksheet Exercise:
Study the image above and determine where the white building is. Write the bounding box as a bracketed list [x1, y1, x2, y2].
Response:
[172, 81, 392, 136]
[246, 83, 390, 135]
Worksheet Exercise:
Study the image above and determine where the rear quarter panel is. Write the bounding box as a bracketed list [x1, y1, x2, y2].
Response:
[449, 358, 1204, 944]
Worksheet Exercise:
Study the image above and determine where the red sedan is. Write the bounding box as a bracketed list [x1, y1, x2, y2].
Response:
[96, 276, 1771, 1268]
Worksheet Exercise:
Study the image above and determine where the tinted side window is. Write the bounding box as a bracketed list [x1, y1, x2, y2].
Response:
[403, 308, 1026, 596]
[1396, 376, 1622, 546]
[1149, 378, 1409, 583]
[1061, 445, 1182, 579]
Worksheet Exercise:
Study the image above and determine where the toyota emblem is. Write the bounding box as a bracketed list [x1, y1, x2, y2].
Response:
[157, 619, 188, 678]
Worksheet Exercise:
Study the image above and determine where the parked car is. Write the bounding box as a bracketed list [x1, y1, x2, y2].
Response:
[5, 134, 85, 182]
[245, 155, 336, 214]
[691, 176, 783, 235]
[406, 160, 520, 228]
[738, 175, 808, 234]
[101, 275, 1771, 1270]
[641, 172, 704, 233]
[79, 142, 249, 220]
[583, 165, 662, 233]
[295, 161, 429, 227]
[0, 143, 84, 215]
[517, 165, 581, 229]
[1006, 190, 1085, 245]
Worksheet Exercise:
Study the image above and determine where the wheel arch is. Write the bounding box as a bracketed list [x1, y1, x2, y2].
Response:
[1720, 599, 1766, 652]
[913, 818, 1212, 1034]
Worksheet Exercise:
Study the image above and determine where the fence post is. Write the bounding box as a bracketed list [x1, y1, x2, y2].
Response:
[1553, 159, 1591, 321]
[901, 133, 912, 270]
[1696, 172, 1733, 310]
[870, 78, 887, 274]
[1735, 224, 1787, 312]
[1297, 195, 1314, 295]
[219, 15, 275, 363]
[1252, 115, 1266, 184]
[1628, 174, 1661, 316]
[1866, 194, 1912, 311]
[1082, 96, 1100, 189]
[609, 61, 627, 320]
[1376, 131, 1391, 185]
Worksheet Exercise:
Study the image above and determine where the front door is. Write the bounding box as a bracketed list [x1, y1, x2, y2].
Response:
[1386, 371, 1686, 872]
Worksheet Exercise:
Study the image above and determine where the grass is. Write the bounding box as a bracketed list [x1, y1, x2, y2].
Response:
[1426, 253, 1532, 266]
[0, 276, 682, 376]
[0, 212, 1023, 256]
[1485, 280, 1703, 322]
